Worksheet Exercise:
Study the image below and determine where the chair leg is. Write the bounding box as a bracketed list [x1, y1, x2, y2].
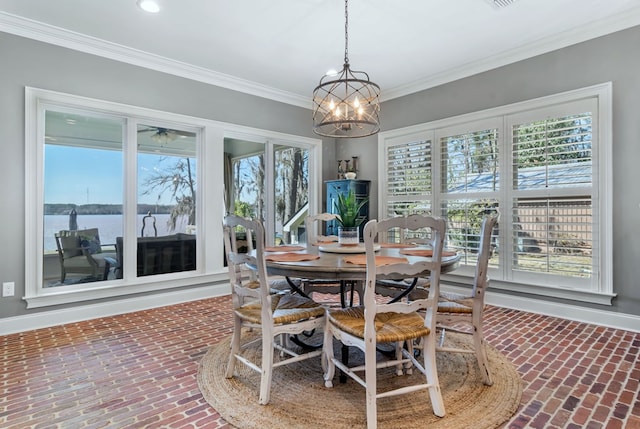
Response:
[364, 337, 378, 429]
[404, 340, 414, 375]
[395, 341, 404, 376]
[225, 316, 242, 379]
[322, 323, 335, 388]
[422, 334, 445, 418]
[473, 314, 493, 386]
[258, 332, 275, 405]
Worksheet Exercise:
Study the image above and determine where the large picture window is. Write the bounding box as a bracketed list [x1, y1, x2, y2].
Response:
[25, 88, 321, 307]
[380, 83, 613, 304]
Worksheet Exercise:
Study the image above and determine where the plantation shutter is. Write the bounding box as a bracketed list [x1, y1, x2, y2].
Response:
[509, 101, 595, 283]
[384, 138, 433, 217]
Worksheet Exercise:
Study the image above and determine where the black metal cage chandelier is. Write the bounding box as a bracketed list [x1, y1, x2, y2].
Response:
[312, 0, 380, 138]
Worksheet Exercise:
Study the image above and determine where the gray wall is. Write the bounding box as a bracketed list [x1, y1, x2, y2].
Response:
[0, 32, 333, 319]
[353, 25, 640, 317]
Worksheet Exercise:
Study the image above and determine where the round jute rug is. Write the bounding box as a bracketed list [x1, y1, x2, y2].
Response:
[197, 332, 522, 429]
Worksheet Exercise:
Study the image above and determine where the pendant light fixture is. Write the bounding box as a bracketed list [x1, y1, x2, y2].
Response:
[312, 0, 380, 138]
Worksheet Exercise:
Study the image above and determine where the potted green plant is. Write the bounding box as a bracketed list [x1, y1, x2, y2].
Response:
[334, 189, 368, 245]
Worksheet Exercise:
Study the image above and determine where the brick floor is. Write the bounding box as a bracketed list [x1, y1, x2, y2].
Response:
[1, 297, 639, 428]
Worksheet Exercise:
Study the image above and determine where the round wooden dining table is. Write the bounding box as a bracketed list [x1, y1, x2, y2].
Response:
[264, 243, 461, 282]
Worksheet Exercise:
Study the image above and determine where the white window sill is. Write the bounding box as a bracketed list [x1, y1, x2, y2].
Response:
[25, 272, 229, 308]
[442, 273, 616, 306]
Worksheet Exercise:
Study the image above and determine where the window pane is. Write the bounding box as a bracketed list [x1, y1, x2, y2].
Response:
[440, 199, 499, 268]
[136, 124, 197, 277]
[512, 197, 592, 277]
[44, 110, 123, 286]
[440, 128, 499, 193]
[231, 154, 265, 220]
[274, 146, 309, 245]
[512, 113, 592, 190]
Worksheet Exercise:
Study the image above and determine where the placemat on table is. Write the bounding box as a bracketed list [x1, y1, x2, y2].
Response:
[399, 249, 458, 257]
[265, 252, 320, 262]
[264, 245, 305, 252]
[343, 255, 408, 266]
[378, 243, 417, 248]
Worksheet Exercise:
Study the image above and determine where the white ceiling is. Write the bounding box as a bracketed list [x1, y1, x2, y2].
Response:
[2, 0, 640, 107]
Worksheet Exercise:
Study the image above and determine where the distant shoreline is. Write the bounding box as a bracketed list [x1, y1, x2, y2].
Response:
[44, 203, 174, 216]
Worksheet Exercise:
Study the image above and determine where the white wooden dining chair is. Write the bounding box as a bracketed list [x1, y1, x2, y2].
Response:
[223, 214, 326, 405]
[322, 215, 447, 429]
[434, 214, 498, 386]
[303, 212, 363, 306]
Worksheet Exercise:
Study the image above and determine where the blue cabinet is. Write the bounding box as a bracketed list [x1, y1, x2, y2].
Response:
[325, 179, 370, 240]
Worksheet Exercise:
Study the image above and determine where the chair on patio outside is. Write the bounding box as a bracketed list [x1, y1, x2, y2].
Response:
[322, 215, 447, 429]
[54, 228, 117, 282]
[223, 214, 326, 405]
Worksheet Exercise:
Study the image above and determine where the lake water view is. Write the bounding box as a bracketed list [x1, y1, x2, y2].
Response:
[44, 214, 190, 252]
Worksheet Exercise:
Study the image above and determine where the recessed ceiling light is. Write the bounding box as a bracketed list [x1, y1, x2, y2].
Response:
[137, 0, 160, 13]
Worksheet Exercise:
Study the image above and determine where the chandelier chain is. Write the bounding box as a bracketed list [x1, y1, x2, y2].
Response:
[344, 0, 349, 65]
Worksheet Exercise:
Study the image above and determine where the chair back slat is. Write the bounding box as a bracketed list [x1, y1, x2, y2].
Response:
[363, 215, 446, 321]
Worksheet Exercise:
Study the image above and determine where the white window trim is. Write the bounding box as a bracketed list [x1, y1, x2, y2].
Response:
[378, 82, 614, 305]
[25, 87, 322, 308]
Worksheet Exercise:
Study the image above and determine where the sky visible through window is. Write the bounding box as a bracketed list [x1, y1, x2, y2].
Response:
[44, 145, 179, 206]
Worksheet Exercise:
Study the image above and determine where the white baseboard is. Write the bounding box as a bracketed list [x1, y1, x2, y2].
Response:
[2, 282, 638, 336]
[0, 283, 229, 336]
[444, 284, 640, 333]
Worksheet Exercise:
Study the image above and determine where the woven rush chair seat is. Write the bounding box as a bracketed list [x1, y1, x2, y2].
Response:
[437, 291, 476, 312]
[234, 276, 292, 298]
[266, 277, 300, 294]
[235, 293, 326, 325]
[328, 307, 430, 343]
[410, 287, 478, 312]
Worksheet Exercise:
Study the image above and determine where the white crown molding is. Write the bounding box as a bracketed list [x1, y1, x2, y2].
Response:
[2, 9, 640, 109]
[381, 8, 640, 102]
[0, 12, 310, 108]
